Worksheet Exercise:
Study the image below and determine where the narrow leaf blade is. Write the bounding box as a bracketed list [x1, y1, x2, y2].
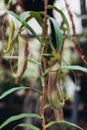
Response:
[30, 11, 44, 28]
[6, 10, 43, 45]
[61, 65, 87, 73]
[20, 11, 30, 20]
[49, 17, 63, 51]
[0, 86, 42, 100]
[48, 5, 70, 35]
[0, 113, 42, 129]
[46, 120, 83, 130]
[13, 123, 40, 130]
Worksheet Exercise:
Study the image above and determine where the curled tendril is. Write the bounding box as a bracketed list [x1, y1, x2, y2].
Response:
[3, 20, 15, 53]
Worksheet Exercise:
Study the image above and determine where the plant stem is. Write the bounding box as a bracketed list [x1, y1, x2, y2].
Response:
[40, 0, 48, 130]
[64, 0, 87, 67]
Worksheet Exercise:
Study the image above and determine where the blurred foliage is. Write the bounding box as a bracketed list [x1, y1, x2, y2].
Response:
[0, 1, 87, 130]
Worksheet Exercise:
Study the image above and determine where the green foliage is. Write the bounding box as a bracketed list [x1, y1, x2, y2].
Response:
[49, 17, 63, 51]
[48, 5, 70, 35]
[0, 84, 84, 130]
[20, 11, 44, 28]
[4, 0, 10, 4]
[46, 120, 84, 130]
[13, 123, 40, 130]
[0, 113, 42, 129]
[61, 65, 87, 73]
[6, 10, 43, 45]
[0, 86, 42, 100]
[0, 2, 86, 130]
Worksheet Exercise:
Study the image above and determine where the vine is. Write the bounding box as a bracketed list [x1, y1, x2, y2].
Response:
[64, 0, 87, 67]
[40, 0, 48, 130]
[0, 1, 86, 130]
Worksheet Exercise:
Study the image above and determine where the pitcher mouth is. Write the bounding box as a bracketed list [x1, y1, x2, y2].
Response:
[49, 62, 60, 72]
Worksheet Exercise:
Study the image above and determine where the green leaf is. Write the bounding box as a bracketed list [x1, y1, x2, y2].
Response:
[13, 123, 40, 130]
[28, 58, 41, 65]
[49, 17, 63, 51]
[48, 5, 70, 35]
[4, 0, 12, 4]
[0, 86, 42, 100]
[42, 68, 49, 77]
[30, 11, 44, 28]
[61, 65, 87, 73]
[20, 11, 31, 20]
[20, 14, 32, 30]
[0, 113, 42, 129]
[6, 10, 43, 45]
[20, 11, 43, 29]
[42, 53, 52, 57]
[3, 56, 41, 65]
[46, 120, 83, 130]
[44, 103, 51, 109]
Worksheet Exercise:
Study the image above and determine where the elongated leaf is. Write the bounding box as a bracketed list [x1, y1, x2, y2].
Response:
[48, 5, 70, 35]
[46, 120, 83, 130]
[20, 11, 30, 20]
[4, 0, 12, 4]
[3, 56, 41, 65]
[0, 113, 42, 129]
[42, 68, 49, 77]
[6, 10, 43, 45]
[49, 17, 63, 51]
[30, 11, 44, 28]
[28, 58, 41, 65]
[20, 15, 33, 30]
[20, 11, 43, 29]
[61, 65, 87, 73]
[13, 123, 40, 130]
[42, 53, 52, 57]
[0, 86, 42, 100]
[44, 103, 51, 109]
